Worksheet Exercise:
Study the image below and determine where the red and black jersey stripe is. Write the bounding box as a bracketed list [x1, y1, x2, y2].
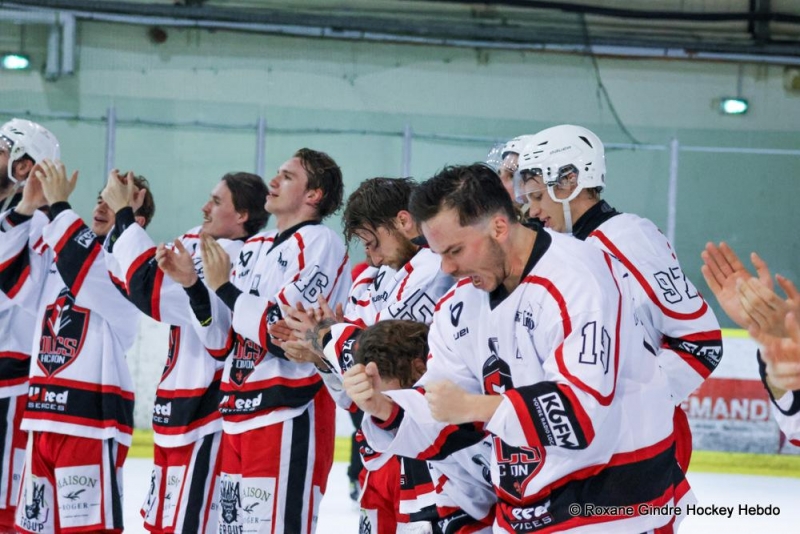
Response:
[151, 374, 223, 434]
[124, 248, 164, 319]
[662, 330, 723, 379]
[495, 438, 686, 533]
[25, 377, 134, 435]
[0, 351, 29, 389]
[218, 375, 323, 417]
[0, 247, 31, 299]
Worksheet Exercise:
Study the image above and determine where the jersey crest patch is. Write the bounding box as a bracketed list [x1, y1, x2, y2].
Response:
[229, 335, 267, 387]
[38, 289, 89, 376]
[494, 436, 545, 503]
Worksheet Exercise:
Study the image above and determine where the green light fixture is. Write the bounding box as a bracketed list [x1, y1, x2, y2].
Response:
[1, 53, 31, 71]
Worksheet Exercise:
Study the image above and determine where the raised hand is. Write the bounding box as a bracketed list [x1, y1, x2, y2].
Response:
[101, 170, 130, 212]
[701, 242, 772, 329]
[739, 276, 800, 338]
[14, 170, 46, 215]
[199, 233, 231, 291]
[156, 239, 198, 288]
[35, 159, 78, 205]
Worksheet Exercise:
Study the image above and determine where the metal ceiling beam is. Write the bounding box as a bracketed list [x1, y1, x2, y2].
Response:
[3, 0, 800, 65]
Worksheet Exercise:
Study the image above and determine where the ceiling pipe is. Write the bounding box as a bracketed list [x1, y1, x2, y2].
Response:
[60, 12, 75, 75]
[44, 22, 60, 80]
[3, 4, 800, 68]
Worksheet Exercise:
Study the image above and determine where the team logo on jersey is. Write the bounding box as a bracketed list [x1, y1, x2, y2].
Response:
[229, 335, 266, 386]
[277, 251, 288, 269]
[219, 475, 241, 525]
[162, 325, 181, 380]
[482, 338, 513, 395]
[374, 270, 386, 289]
[494, 436, 544, 501]
[449, 301, 464, 326]
[239, 250, 253, 267]
[38, 289, 89, 376]
[514, 304, 535, 332]
[21, 479, 50, 530]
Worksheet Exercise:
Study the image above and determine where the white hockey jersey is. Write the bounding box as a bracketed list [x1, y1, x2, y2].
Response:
[319, 248, 453, 410]
[573, 202, 722, 402]
[0, 206, 138, 446]
[343, 248, 451, 328]
[111, 222, 243, 447]
[363, 230, 690, 533]
[192, 220, 351, 434]
[0, 199, 44, 398]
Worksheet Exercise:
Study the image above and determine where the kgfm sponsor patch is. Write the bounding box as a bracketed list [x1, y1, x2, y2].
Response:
[533, 392, 581, 449]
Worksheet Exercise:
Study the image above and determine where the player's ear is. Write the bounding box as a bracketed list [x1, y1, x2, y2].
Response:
[395, 210, 415, 234]
[490, 213, 510, 242]
[134, 215, 147, 228]
[305, 187, 323, 207]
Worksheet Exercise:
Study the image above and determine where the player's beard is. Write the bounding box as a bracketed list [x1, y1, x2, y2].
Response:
[394, 236, 419, 270]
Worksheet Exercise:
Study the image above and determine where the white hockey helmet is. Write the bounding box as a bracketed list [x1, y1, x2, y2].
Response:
[485, 135, 533, 174]
[485, 143, 505, 172]
[515, 125, 605, 201]
[0, 118, 61, 184]
[501, 135, 534, 159]
[515, 125, 606, 233]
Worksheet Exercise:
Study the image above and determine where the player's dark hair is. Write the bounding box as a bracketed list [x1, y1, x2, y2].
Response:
[409, 164, 517, 226]
[294, 148, 344, 220]
[355, 320, 429, 389]
[129, 174, 156, 229]
[342, 177, 416, 243]
[221, 172, 270, 237]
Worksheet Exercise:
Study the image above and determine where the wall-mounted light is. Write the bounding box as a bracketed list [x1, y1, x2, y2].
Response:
[1, 53, 31, 70]
[719, 97, 749, 115]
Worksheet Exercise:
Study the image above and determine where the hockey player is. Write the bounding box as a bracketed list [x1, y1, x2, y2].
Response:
[345, 164, 688, 533]
[352, 319, 496, 534]
[278, 177, 454, 532]
[485, 137, 531, 211]
[102, 170, 268, 533]
[0, 119, 60, 532]
[0, 159, 154, 533]
[162, 148, 350, 533]
[516, 124, 722, 471]
[700, 242, 800, 447]
[280, 177, 452, 388]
